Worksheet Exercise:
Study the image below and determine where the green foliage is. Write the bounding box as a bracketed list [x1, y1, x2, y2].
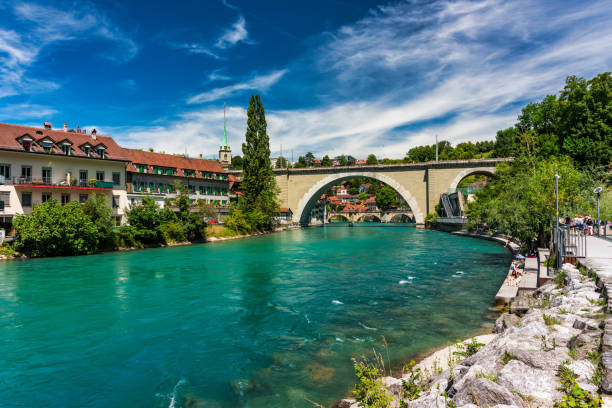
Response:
[453, 338, 485, 358]
[231, 155, 243, 170]
[405, 140, 495, 162]
[476, 372, 498, 383]
[0, 243, 16, 257]
[400, 360, 422, 405]
[554, 270, 568, 289]
[13, 198, 98, 257]
[160, 221, 187, 243]
[82, 193, 114, 249]
[376, 185, 397, 211]
[466, 156, 594, 242]
[555, 362, 602, 407]
[352, 360, 393, 408]
[241, 95, 280, 224]
[543, 314, 561, 326]
[116, 225, 140, 248]
[224, 207, 251, 234]
[339, 155, 348, 166]
[358, 192, 367, 201]
[501, 351, 517, 365]
[366, 154, 378, 165]
[321, 155, 332, 167]
[275, 156, 288, 168]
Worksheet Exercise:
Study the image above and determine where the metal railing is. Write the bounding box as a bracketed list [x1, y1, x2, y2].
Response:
[3, 176, 114, 189]
[554, 224, 587, 265]
[448, 186, 484, 195]
[593, 220, 611, 239]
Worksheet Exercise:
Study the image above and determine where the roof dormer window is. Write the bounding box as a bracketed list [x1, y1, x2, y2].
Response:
[39, 138, 54, 153]
[60, 142, 72, 155]
[95, 145, 106, 159]
[18, 135, 34, 152]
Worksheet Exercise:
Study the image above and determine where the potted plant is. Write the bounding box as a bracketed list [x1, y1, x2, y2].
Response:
[90, 178, 98, 186]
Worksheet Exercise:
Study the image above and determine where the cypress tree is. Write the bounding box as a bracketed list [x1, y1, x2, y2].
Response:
[241, 95, 279, 221]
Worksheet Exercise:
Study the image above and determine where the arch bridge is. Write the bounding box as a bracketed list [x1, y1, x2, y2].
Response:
[229, 158, 510, 226]
[328, 210, 415, 223]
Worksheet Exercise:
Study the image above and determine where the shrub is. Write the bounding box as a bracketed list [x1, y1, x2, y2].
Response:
[453, 338, 485, 358]
[543, 314, 561, 326]
[554, 270, 568, 289]
[400, 360, 422, 405]
[115, 226, 140, 248]
[160, 221, 187, 243]
[352, 360, 393, 408]
[555, 362, 602, 407]
[13, 198, 98, 257]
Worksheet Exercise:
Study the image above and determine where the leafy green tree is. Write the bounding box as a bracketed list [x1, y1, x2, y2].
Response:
[126, 196, 164, 244]
[304, 152, 315, 166]
[349, 186, 359, 195]
[82, 193, 114, 249]
[321, 155, 332, 166]
[467, 156, 594, 243]
[366, 154, 378, 165]
[358, 192, 367, 201]
[293, 156, 307, 168]
[13, 199, 98, 257]
[339, 155, 348, 166]
[376, 185, 397, 211]
[231, 155, 243, 170]
[275, 156, 288, 168]
[494, 127, 518, 158]
[241, 95, 280, 224]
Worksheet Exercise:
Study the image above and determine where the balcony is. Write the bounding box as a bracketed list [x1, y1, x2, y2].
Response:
[5, 176, 115, 190]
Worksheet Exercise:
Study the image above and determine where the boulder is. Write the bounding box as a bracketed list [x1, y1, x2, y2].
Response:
[452, 377, 527, 407]
[497, 360, 562, 404]
[494, 313, 520, 334]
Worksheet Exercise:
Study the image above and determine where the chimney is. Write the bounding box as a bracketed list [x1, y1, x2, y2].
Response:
[43, 122, 52, 129]
[91, 128, 97, 140]
[63, 122, 67, 132]
[76, 125, 80, 133]
[199, 153, 202, 158]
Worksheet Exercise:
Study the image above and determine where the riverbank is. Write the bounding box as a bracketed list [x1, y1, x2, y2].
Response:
[336, 261, 610, 407]
[0, 224, 302, 260]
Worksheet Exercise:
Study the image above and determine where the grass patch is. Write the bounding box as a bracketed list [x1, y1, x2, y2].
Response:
[476, 372, 498, 383]
[206, 225, 241, 238]
[502, 351, 517, 365]
[543, 314, 560, 326]
[555, 361, 603, 407]
[554, 270, 568, 288]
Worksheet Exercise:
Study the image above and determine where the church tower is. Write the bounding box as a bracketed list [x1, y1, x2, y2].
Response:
[219, 103, 231, 168]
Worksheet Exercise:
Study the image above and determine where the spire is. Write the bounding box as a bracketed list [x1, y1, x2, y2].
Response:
[223, 102, 228, 148]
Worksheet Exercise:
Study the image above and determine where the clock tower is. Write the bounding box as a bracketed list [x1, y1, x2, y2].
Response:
[219, 103, 231, 169]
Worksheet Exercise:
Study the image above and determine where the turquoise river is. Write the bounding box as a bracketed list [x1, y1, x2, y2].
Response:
[0, 224, 511, 407]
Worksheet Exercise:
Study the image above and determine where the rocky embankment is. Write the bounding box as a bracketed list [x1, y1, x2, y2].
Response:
[337, 263, 609, 407]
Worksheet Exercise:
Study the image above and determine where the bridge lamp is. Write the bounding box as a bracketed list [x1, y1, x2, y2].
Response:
[594, 187, 603, 221]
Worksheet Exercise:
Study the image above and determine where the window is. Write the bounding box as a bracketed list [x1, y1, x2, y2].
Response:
[42, 193, 51, 203]
[0, 191, 10, 209]
[61, 143, 71, 155]
[61, 194, 70, 205]
[79, 194, 88, 203]
[96, 147, 106, 159]
[138, 165, 146, 173]
[21, 166, 32, 182]
[82, 146, 90, 156]
[149, 182, 154, 192]
[42, 167, 52, 184]
[112, 195, 119, 208]
[0, 163, 11, 180]
[21, 192, 32, 207]
[168, 185, 173, 193]
[206, 186, 211, 195]
[79, 170, 88, 186]
[112, 172, 121, 186]
[199, 186, 203, 194]
[96, 171, 104, 181]
[188, 185, 194, 194]
[166, 169, 173, 175]
[41, 140, 53, 153]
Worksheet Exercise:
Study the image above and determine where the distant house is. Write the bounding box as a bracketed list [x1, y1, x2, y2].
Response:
[275, 207, 293, 224]
[355, 159, 367, 165]
[359, 183, 372, 193]
[364, 196, 378, 211]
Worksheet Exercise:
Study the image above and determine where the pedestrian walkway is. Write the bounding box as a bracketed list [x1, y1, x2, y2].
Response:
[581, 236, 612, 279]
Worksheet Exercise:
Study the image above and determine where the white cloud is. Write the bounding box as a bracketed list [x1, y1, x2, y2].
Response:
[0, 2, 138, 99]
[115, 0, 612, 159]
[0, 103, 58, 120]
[188, 69, 287, 104]
[215, 16, 249, 49]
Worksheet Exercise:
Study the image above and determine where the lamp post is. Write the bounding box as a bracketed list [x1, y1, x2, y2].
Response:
[594, 187, 603, 235]
[555, 173, 560, 268]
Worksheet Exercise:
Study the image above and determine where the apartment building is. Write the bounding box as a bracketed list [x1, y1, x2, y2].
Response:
[124, 149, 230, 211]
[0, 122, 130, 229]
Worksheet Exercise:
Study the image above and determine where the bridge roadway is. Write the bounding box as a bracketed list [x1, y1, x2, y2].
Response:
[228, 158, 511, 226]
[327, 209, 414, 223]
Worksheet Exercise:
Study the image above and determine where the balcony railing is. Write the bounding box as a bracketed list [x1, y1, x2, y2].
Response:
[3, 176, 115, 189]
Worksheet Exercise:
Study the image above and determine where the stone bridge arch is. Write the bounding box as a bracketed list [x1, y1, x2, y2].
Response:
[294, 171, 425, 226]
[448, 167, 496, 190]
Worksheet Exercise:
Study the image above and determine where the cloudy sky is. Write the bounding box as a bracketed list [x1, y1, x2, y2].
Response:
[1, 0, 611, 159]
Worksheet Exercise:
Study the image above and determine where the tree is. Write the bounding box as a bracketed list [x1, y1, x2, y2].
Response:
[339, 155, 348, 166]
[358, 192, 367, 201]
[241, 95, 280, 222]
[376, 186, 397, 211]
[294, 156, 307, 168]
[494, 127, 518, 158]
[231, 155, 244, 170]
[321, 155, 332, 167]
[126, 196, 164, 244]
[467, 156, 594, 243]
[366, 154, 378, 165]
[276, 156, 288, 168]
[13, 198, 98, 257]
[82, 193, 114, 249]
[304, 152, 315, 166]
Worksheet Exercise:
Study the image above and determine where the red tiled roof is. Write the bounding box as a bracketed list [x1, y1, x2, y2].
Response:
[341, 203, 368, 212]
[124, 148, 225, 177]
[0, 122, 130, 161]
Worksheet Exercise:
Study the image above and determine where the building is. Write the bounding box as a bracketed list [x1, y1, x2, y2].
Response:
[219, 105, 231, 169]
[0, 122, 130, 229]
[124, 148, 230, 213]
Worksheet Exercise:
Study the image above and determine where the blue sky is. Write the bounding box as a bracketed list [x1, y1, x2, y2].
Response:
[1, 0, 611, 159]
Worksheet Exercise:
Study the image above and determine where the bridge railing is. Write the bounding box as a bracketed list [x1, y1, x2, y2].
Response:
[447, 186, 484, 195]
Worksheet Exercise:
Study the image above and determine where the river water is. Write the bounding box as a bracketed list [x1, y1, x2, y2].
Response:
[0, 224, 510, 407]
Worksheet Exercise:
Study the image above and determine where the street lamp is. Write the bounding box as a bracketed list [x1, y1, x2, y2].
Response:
[555, 173, 560, 268]
[594, 187, 603, 221]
